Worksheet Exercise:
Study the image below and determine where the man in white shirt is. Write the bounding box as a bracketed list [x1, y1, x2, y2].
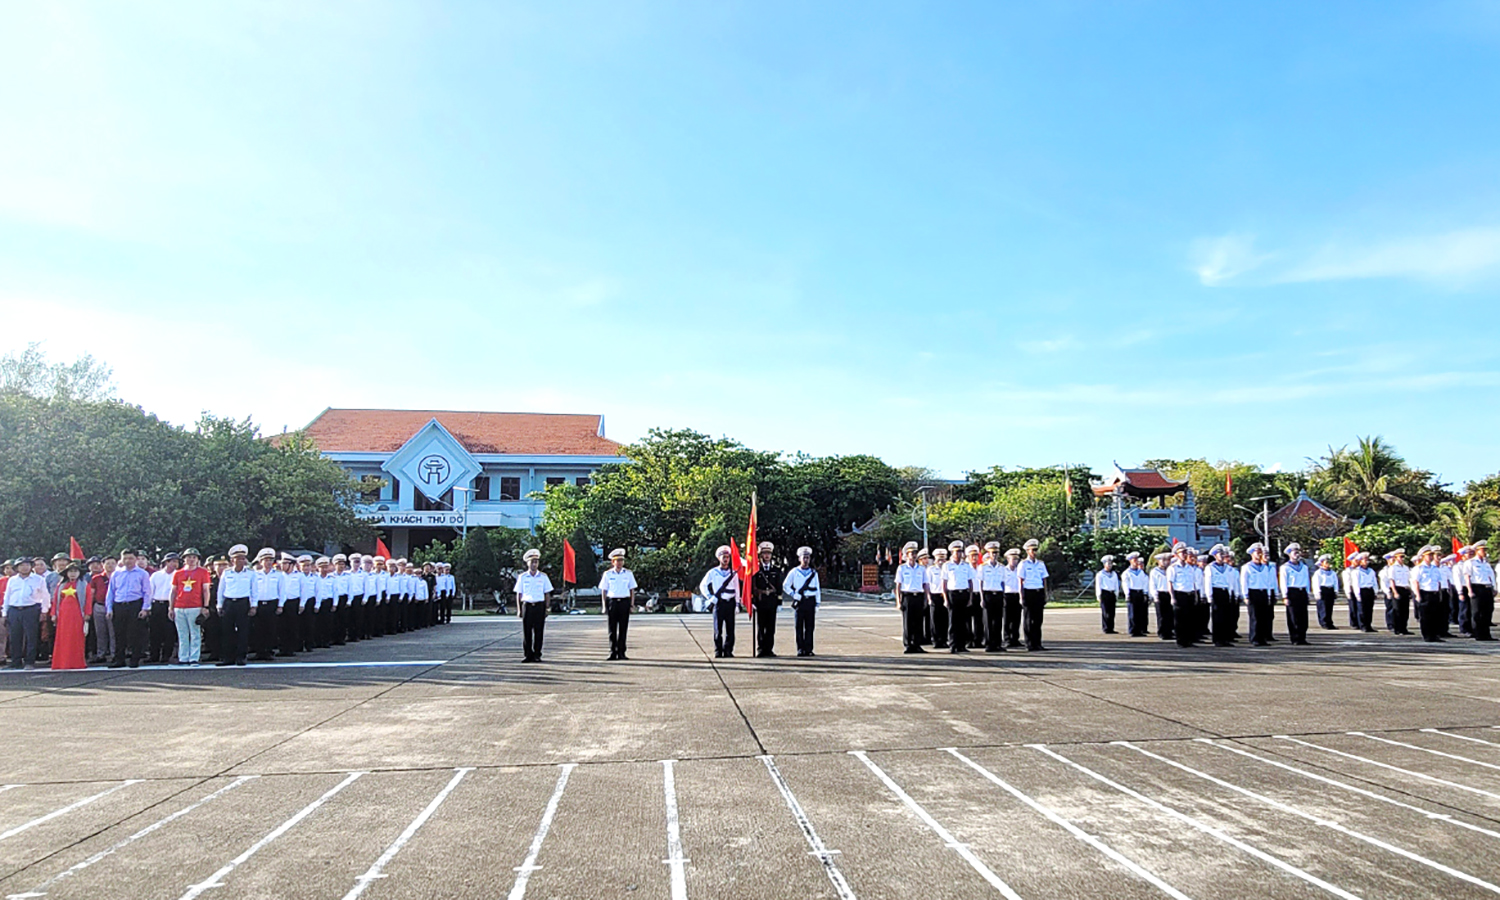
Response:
[1468, 540, 1495, 641]
[977, 542, 1008, 652]
[1167, 546, 1200, 648]
[148, 553, 179, 665]
[315, 557, 337, 649]
[926, 548, 950, 651]
[1203, 545, 1239, 647]
[215, 545, 255, 667]
[700, 546, 741, 658]
[1094, 555, 1121, 635]
[1455, 546, 1476, 637]
[599, 548, 639, 661]
[894, 542, 929, 654]
[943, 541, 974, 653]
[1346, 551, 1378, 634]
[1279, 543, 1313, 645]
[1001, 549, 1024, 648]
[1379, 549, 1413, 635]
[1240, 543, 1278, 647]
[964, 544, 986, 649]
[1018, 539, 1050, 651]
[250, 549, 284, 661]
[515, 548, 554, 662]
[1149, 552, 1174, 642]
[4, 558, 51, 669]
[1312, 554, 1341, 630]
[1120, 552, 1150, 637]
[783, 547, 821, 657]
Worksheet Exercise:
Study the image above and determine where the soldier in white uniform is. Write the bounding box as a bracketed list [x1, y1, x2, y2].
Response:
[514, 549, 553, 662]
[1467, 540, 1495, 641]
[1203, 545, 1238, 647]
[1380, 549, 1413, 635]
[783, 547, 821, 657]
[1240, 543, 1278, 647]
[331, 554, 351, 646]
[1001, 548, 1023, 648]
[700, 546, 741, 658]
[977, 542, 1008, 651]
[1412, 546, 1445, 642]
[1093, 555, 1120, 635]
[1279, 543, 1312, 645]
[1347, 551, 1378, 633]
[1018, 539, 1049, 651]
[1149, 552, 1174, 641]
[599, 548, 638, 660]
[1120, 552, 1150, 637]
[1167, 547, 1199, 648]
[1455, 545, 1476, 636]
[927, 548, 949, 650]
[943, 541, 975, 653]
[894, 542, 929, 653]
[1312, 553, 1341, 629]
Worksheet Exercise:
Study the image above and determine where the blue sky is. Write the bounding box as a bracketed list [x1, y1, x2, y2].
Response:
[4, 1, 1499, 484]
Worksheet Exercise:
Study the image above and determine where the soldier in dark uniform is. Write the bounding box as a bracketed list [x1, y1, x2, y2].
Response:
[751, 541, 784, 658]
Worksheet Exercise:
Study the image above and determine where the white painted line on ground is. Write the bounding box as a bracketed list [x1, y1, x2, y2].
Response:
[758, 756, 858, 900]
[1277, 736, 1500, 801]
[343, 767, 472, 900]
[1424, 728, 1500, 749]
[7, 776, 258, 899]
[506, 764, 576, 900]
[945, 748, 1192, 900]
[1029, 745, 1359, 900]
[850, 750, 1024, 900]
[1119, 741, 1500, 895]
[179, 771, 364, 900]
[0, 780, 142, 843]
[1353, 731, 1500, 772]
[0, 785, 22, 794]
[661, 760, 689, 900]
[1200, 739, 1500, 842]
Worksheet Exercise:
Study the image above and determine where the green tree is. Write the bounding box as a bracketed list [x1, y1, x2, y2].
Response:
[455, 526, 503, 598]
[1308, 436, 1451, 522]
[1431, 496, 1500, 546]
[1, 342, 115, 402]
[1317, 522, 1437, 572]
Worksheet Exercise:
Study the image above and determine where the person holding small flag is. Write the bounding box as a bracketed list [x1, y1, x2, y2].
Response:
[700, 546, 741, 658]
[599, 548, 638, 660]
[783, 546, 820, 657]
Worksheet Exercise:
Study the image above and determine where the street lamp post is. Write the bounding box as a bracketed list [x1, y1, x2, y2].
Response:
[913, 486, 934, 550]
[451, 486, 474, 610]
[1235, 494, 1280, 551]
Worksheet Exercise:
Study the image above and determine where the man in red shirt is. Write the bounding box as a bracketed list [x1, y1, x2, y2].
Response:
[170, 548, 212, 666]
[85, 556, 112, 663]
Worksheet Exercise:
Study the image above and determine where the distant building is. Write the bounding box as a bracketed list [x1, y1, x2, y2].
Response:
[1086, 465, 1230, 550]
[1267, 489, 1357, 534]
[301, 408, 626, 557]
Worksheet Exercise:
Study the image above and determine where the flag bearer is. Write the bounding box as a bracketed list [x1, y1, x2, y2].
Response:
[1312, 554, 1340, 629]
[515, 549, 553, 662]
[599, 549, 638, 660]
[784, 547, 821, 657]
[700, 546, 741, 658]
[1467, 540, 1495, 641]
[1149, 552, 1174, 641]
[894, 542, 929, 653]
[1094, 555, 1120, 635]
[751, 541, 783, 658]
[1203, 545, 1238, 647]
[977, 542, 1008, 651]
[1279, 543, 1312, 646]
[1347, 551, 1378, 633]
[1018, 539, 1049, 651]
[1120, 552, 1150, 637]
[927, 548, 950, 650]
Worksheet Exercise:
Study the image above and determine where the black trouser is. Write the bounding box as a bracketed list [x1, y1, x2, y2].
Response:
[333, 598, 348, 644]
[221, 597, 251, 663]
[1352, 587, 1374, 632]
[1316, 586, 1337, 629]
[1172, 592, 1196, 647]
[112, 600, 147, 665]
[1286, 587, 1309, 643]
[252, 601, 278, 658]
[1458, 589, 1472, 634]
[930, 591, 949, 649]
[1125, 589, 1147, 636]
[317, 599, 334, 647]
[713, 598, 738, 655]
[900, 593, 927, 651]
[981, 590, 1005, 650]
[301, 602, 317, 651]
[439, 594, 453, 624]
[277, 605, 299, 656]
[794, 598, 817, 655]
[1247, 589, 1272, 645]
[1099, 589, 1117, 634]
[6, 605, 41, 667]
[202, 606, 222, 660]
[1155, 591, 1175, 639]
[1382, 585, 1395, 630]
[1418, 589, 1443, 641]
[148, 600, 175, 662]
[1348, 588, 1361, 628]
[1392, 587, 1412, 634]
[370, 599, 385, 638]
[947, 589, 970, 651]
[1208, 588, 1235, 645]
[1003, 592, 1022, 646]
[753, 598, 777, 655]
[1471, 584, 1495, 641]
[607, 597, 631, 656]
[969, 594, 985, 648]
[1198, 597, 1212, 643]
[521, 602, 546, 658]
[347, 596, 362, 642]
[1022, 588, 1046, 650]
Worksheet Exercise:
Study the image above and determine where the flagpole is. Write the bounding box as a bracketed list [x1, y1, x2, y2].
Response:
[749, 490, 758, 660]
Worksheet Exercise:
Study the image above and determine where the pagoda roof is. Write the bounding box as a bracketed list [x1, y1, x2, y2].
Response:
[1267, 490, 1352, 530]
[1092, 466, 1189, 499]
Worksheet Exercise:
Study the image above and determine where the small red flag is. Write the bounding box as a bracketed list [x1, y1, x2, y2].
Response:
[69, 536, 85, 560]
[376, 536, 393, 559]
[1453, 536, 1465, 558]
[563, 539, 576, 584]
[729, 537, 743, 578]
[743, 496, 759, 614]
[1225, 472, 1232, 497]
[1343, 536, 1359, 565]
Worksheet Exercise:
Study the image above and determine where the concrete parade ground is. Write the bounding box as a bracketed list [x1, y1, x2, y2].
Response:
[6, 600, 1500, 899]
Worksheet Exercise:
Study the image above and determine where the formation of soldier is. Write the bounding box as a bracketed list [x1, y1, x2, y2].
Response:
[892, 538, 1052, 654]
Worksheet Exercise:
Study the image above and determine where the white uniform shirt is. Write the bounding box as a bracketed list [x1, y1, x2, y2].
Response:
[1167, 563, 1198, 593]
[944, 561, 976, 592]
[978, 562, 1007, 591]
[1240, 561, 1277, 595]
[316, 573, 337, 601]
[599, 569, 639, 599]
[414, 578, 429, 601]
[1348, 566, 1377, 591]
[1469, 558, 1496, 587]
[251, 568, 284, 604]
[515, 571, 554, 603]
[276, 570, 298, 609]
[150, 569, 175, 602]
[1203, 563, 1236, 594]
[1093, 569, 1120, 597]
[1018, 558, 1048, 589]
[783, 566, 821, 606]
[895, 563, 929, 594]
[1312, 567, 1341, 594]
[1000, 564, 1021, 593]
[1413, 563, 1444, 592]
[699, 567, 740, 603]
[1280, 561, 1312, 594]
[1122, 567, 1150, 593]
[925, 564, 945, 593]
[1149, 566, 1171, 594]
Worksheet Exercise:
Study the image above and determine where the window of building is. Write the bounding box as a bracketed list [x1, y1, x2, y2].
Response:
[391, 477, 400, 502]
[360, 476, 383, 502]
[499, 477, 521, 501]
[575, 476, 590, 488]
[545, 477, 566, 488]
[413, 489, 453, 512]
[473, 476, 490, 501]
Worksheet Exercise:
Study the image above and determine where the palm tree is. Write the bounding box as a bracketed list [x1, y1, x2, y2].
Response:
[1311, 436, 1415, 517]
[1432, 496, 1500, 545]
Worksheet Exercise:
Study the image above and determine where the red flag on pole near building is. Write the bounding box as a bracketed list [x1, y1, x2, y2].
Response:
[1225, 472, 1233, 497]
[69, 536, 85, 560]
[563, 539, 576, 584]
[1344, 536, 1359, 565]
[743, 494, 759, 615]
[376, 536, 393, 559]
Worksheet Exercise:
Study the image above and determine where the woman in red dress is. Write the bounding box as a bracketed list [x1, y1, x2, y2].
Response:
[50, 561, 88, 670]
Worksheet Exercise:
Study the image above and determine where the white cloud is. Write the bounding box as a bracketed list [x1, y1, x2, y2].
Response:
[1279, 227, 1500, 284]
[1190, 233, 1269, 286]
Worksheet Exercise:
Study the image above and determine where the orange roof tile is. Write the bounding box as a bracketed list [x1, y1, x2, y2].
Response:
[299, 408, 622, 456]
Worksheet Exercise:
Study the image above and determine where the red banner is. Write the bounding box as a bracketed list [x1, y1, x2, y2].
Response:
[69, 536, 85, 560]
[563, 539, 576, 584]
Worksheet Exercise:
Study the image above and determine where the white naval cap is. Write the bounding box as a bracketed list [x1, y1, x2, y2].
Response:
[1474, 540, 1489, 550]
[984, 541, 1001, 551]
[947, 540, 964, 550]
[1283, 543, 1303, 555]
[608, 548, 626, 560]
[1100, 555, 1115, 564]
[228, 544, 249, 557]
[523, 548, 541, 561]
[256, 547, 276, 561]
[758, 541, 774, 552]
[298, 554, 314, 562]
[1124, 551, 1140, 561]
[1005, 548, 1021, 557]
[1154, 552, 1172, 562]
[1209, 544, 1227, 556]
[902, 541, 920, 552]
[715, 545, 731, 557]
[316, 556, 331, 565]
[1023, 538, 1040, 550]
[796, 546, 812, 557]
[1316, 553, 1331, 563]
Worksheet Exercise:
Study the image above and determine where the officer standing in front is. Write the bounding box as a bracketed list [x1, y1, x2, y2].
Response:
[784, 547, 820, 657]
[700, 546, 741, 658]
[515, 548, 553, 662]
[1467, 540, 1495, 641]
[894, 542, 929, 653]
[215, 545, 255, 667]
[751, 541, 783, 658]
[599, 548, 638, 660]
[1018, 539, 1050, 651]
